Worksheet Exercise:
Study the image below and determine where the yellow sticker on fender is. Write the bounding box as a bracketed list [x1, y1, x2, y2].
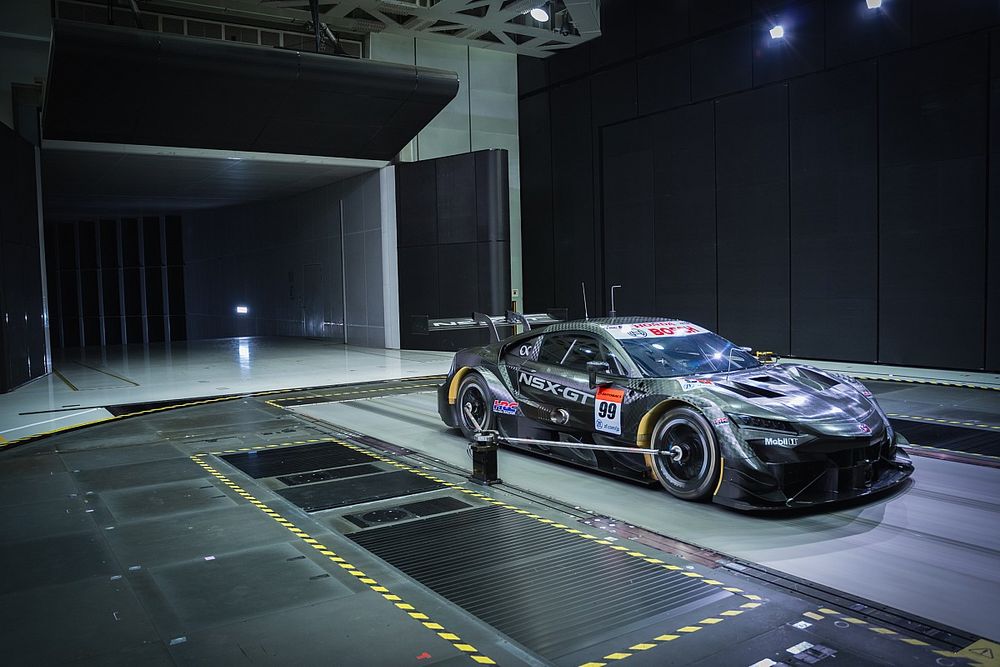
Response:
[595, 387, 624, 435]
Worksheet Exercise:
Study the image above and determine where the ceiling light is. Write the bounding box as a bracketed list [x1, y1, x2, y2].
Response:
[530, 7, 549, 22]
[866, 0, 882, 8]
[769, 25, 784, 39]
[236, 305, 248, 314]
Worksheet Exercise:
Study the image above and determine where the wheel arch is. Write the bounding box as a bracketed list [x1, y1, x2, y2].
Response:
[636, 398, 727, 496]
[447, 366, 474, 405]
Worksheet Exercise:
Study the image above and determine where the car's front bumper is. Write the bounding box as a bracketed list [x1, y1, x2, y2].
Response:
[713, 444, 914, 511]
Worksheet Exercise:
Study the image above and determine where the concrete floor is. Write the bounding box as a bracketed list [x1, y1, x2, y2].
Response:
[0, 338, 452, 443]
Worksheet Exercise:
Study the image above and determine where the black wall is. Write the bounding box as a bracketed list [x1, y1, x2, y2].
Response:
[0, 124, 46, 392]
[397, 150, 511, 351]
[518, 0, 1000, 371]
[45, 216, 186, 348]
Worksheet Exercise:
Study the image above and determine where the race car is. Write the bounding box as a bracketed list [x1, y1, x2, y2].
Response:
[438, 316, 914, 510]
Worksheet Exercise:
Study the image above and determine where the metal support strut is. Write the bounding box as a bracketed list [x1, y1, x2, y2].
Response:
[469, 430, 502, 486]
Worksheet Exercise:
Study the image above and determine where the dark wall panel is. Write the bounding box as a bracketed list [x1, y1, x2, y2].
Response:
[636, 0, 689, 53]
[691, 0, 750, 35]
[912, 0, 1000, 46]
[989, 76, 1000, 371]
[0, 123, 45, 392]
[637, 46, 692, 115]
[602, 118, 655, 316]
[692, 26, 752, 102]
[550, 80, 595, 318]
[518, 92, 554, 312]
[879, 35, 987, 369]
[652, 102, 718, 330]
[790, 62, 878, 361]
[826, 0, 911, 68]
[752, 0, 824, 86]
[397, 150, 511, 351]
[589, 0, 637, 68]
[716, 85, 790, 353]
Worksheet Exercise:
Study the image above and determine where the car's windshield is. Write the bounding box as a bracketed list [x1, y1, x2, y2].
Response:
[620, 332, 761, 378]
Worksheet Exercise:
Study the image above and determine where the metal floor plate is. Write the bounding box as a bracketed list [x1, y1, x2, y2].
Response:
[221, 442, 372, 478]
[351, 505, 728, 659]
[276, 470, 442, 512]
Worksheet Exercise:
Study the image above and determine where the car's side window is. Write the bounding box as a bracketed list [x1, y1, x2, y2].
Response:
[539, 333, 625, 375]
[503, 334, 543, 364]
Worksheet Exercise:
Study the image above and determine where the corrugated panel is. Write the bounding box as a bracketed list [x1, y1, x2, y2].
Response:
[352, 506, 724, 658]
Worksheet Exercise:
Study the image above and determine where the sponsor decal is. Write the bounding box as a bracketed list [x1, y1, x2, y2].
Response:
[678, 377, 714, 391]
[859, 423, 871, 434]
[763, 436, 798, 446]
[517, 372, 589, 405]
[594, 386, 624, 435]
[492, 399, 519, 415]
[602, 321, 709, 340]
[714, 417, 729, 425]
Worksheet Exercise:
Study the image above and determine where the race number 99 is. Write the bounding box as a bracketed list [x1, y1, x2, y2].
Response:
[594, 387, 624, 435]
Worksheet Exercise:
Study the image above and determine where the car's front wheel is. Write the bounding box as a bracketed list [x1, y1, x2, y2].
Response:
[650, 406, 720, 501]
[456, 373, 495, 439]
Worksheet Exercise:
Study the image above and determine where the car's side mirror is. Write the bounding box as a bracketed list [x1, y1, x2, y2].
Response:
[587, 360, 611, 388]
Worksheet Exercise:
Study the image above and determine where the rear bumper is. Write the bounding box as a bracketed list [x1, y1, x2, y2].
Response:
[714, 447, 914, 511]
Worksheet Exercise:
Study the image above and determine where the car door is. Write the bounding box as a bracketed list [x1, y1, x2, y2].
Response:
[514, 331, 622, 435]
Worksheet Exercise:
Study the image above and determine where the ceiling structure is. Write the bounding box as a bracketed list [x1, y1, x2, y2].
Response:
[146, 0, 601, 57]
[42, 141, 386, 217]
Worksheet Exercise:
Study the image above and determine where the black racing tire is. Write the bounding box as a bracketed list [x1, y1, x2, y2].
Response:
[455, 373, 495, 440]
[650, 406, 720, 502]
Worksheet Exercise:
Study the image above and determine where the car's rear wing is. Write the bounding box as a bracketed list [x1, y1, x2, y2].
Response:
[410, 309, 567, 342]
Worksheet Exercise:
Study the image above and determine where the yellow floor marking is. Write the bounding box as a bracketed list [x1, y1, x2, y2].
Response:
[818, 608, 839, 615]
[191, 453, 495, 665]
[870, 628, 897, 635]
[654, 634, 680, 642]
[959, 639, 1000, 666]
[842, 617, 867, 625]
[678, 626, 701, 633]
[900, 638, 930, 646]
[629, 643, 656, 651]
[579, 663, 607, 667]
[721, 610, 743, 617]
[699, 618, 722, 625]
[603, 652, 632, 660]
[803, 612, 824, 620]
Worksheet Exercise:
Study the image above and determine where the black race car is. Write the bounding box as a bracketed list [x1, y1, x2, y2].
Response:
[438, 317, 913, 510]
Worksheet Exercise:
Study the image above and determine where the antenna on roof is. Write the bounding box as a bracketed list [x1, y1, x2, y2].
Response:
[581, 282, 589, 320]
[609, 285, 622, 318]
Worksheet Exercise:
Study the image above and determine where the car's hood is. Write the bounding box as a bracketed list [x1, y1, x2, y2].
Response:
[650, 363, 878, 425]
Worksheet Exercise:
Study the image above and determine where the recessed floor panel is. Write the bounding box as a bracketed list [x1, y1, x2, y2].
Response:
[276, 470, 442, 512]
[221, 442, 372, 478]
[351, 506, 727, 659]
[277, 462, 382, 486]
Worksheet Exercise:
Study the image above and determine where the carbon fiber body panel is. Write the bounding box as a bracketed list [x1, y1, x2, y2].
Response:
[439, 317, 914, 510]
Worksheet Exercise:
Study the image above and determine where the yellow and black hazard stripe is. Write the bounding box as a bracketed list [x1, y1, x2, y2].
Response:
[265, 382, 440, 407]
[888, 412, 1000, 431]
[190, 453, 497, 665]
[805, 607, 1000, 665]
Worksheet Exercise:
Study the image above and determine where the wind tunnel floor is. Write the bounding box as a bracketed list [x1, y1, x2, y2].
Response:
[0, 378, 996, 665]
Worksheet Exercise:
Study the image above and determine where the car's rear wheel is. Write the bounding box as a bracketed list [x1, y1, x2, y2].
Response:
[456, 373, 495, 439]
[650, 406, 720, 501]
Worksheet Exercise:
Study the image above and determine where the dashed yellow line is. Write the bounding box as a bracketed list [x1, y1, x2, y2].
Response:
[888, 413, 1000, 431]
[577, 604, 758, 667]
[266, 383, 440, 405]
[806, 606, 995, 659]
[189, 453, 496, 665]
[903, 443, 1000, 463]
[851, 374, 999, 391]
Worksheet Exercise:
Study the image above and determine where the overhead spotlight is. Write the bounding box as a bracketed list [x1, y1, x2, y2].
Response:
[530, 6, 549, 22]
[769, 25, 784, 39]
[866, 0, 882, 8]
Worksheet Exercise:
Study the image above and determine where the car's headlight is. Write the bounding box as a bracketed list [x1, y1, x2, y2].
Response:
[729, 414, 797, 434]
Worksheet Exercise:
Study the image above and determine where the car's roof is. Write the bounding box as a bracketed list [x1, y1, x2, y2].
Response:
[541, 317, 700, 336]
